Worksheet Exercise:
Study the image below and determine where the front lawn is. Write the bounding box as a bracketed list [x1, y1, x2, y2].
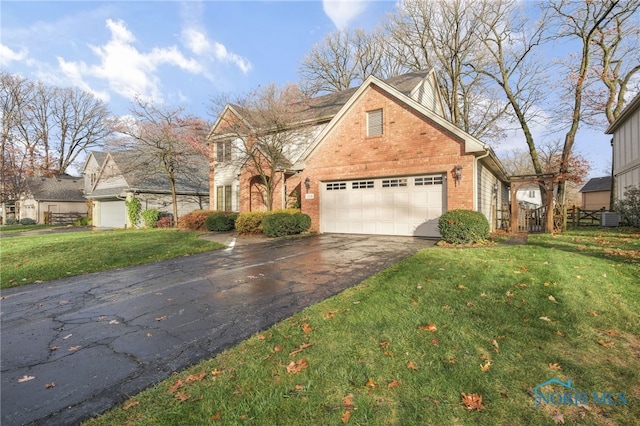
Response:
[85, 229, 640, 425]
[0, 229, 225, 289]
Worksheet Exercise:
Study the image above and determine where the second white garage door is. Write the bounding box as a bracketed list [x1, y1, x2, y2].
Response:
[98, 200, 127, 228]
[320, 175, 445, 237]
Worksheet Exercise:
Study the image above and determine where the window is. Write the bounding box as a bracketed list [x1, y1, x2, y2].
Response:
[216, 141, 232, 162]
[352, 180, 374, 189]
[90, 173, 97, 187]
[415, 176, 443, 186]
[528, 190, 536, 198]
[216, 185, 232, 211]
[382, 178, 407, 188]
[326, 182, 347, 191]
[367, 109, 383, 136]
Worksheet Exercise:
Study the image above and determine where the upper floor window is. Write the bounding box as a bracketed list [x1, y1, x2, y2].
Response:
[216, 141, 232, 162]
[367, 109, 383, 137]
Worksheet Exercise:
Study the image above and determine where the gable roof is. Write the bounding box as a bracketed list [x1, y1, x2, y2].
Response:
[580, 176, 612, 193]
[25, 175, 85, 202]
[606, 92, 640, 134]
[87, 150, 209, 197]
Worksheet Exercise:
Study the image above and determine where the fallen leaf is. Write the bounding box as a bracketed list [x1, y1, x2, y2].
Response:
[174, 392, 190, 402]
[210, 412, 221, 421]
[548, 295, 557, 303]
[500, 392, 509, 398]
[168, 379, 184, 394]
[480, 361, 491, 372]
[379, 341, 389, 347]
[431, 339, 439, 345]
[407, 361, 419, 370]
[598, 339, 615, 348]
[45, 382, 56, 389]
[122, 400, 140, 410]
[109, 319, 119, 325]
[515, 283, 527, 288]
[343, 394, 354, 407]
[590, 311, 599, 316]
[48, 346, 59, 352]
[186, 373, 207, 383]
[539, 316, 552, 322]
[341, 410, 351, 424]
[302, 323, 312, 334]
[491, 340, 499, 351]
[289, 342, 314, 356]
[461, 392, 485, 411]
[274, 344, 283, 352]
[365, 378, 376, 388]
[68, 345, 82, 351]
[604, 329, 618, 336]
[466, 301, 476, 307]
[551, 411, 565, 424]
[258, 334, 266, 340]
[388, 380, 400, 388]
[457, 285, 468, 289]
[211, 369, 224, 377]
[506, 291, 514, 297]
[323, 312, 336, 319]
[419, 323, 437, 332]
[155, 315, 167, 321]
[286, 358, 308, 374]
[549, 363, 562, 370]
[62, 334, 73, 340]
[18, 375, 36, 383]
[442, 305, 451, 310]
[146, 333, 152, 337]
[295, 384, 305, 390]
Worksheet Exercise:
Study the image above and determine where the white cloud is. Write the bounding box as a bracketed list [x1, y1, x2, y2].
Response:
[322, 0, 368, 29]
[0, 43, 28, 65]
[182, 27, 251, 74]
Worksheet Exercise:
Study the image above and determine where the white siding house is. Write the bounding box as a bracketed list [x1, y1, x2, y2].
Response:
[606, 93, 640, 200]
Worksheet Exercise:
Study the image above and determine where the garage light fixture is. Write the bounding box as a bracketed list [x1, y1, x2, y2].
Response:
[304, 177, 311, 191]
[454, 165, 463, 182]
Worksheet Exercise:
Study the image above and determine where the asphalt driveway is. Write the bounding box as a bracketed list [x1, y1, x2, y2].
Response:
[0, 234, 434, 426]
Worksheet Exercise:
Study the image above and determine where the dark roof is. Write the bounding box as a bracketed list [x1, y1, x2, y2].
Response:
[580, 176, 612, 193]
[25, 176, 85, 201]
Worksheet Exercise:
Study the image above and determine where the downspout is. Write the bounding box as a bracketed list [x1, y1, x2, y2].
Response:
[473, 148, 491, 211]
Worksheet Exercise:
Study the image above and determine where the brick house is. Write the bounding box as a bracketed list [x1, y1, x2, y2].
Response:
[208, 70, 509, 237]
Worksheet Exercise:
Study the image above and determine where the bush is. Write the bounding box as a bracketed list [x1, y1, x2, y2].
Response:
[235, 211, 269, 234]
[262, 212, 312, 238]
[178, 210, 216, 231]
[205, 212, 239, 231]
[5, 218, 18, 225]
[19, 218, 37, 225]
[614, 185, 640, 227]
[438, 209, 489, 244]
[156, 216, 172, 228]
[142, 209, 160, 228]
[74, 217, 92, 226]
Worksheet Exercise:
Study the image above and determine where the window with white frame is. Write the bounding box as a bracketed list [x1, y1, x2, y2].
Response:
[367, 109, 383, 137]
[216, 141, 232, 162]
[216, 185, 232, 211]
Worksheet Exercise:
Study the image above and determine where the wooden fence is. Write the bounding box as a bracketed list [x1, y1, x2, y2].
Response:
[44, 212, 88, 225]
[565, 206, 606, 227]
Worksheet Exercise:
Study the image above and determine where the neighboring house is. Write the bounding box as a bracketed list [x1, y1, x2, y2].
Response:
[83, 150, 209, 228]
[515, 183, 542, 209]
[208, 70, 510, 237]
[606, 92, 640, 201]
[579, 176, 611, 210]
[17, 175, 88, 224]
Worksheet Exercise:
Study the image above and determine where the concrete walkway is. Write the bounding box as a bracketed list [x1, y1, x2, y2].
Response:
[0, 234, 434, 425]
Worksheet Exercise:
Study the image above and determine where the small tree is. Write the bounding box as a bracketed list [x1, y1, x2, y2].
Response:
[614, 186, 640, 227]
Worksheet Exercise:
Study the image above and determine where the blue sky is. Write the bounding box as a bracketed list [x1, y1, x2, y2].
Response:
[1, 0, 615, 178]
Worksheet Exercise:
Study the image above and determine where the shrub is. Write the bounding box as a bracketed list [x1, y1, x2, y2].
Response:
[438, 209, 489, 244]
[614, 185, 640, 227]
[125, 197, 141, 227]
[5, 218, 18, 225]
[205, 212, 239, 232]
[262, 212, 312, 237]
[156, 215, 172, 228]
[74, 217, 92, 226]
[142, 209, 160, 228]
[178, 210, 216, 231]
[235, 211, 269, 234]
[19, 218, 36, 225]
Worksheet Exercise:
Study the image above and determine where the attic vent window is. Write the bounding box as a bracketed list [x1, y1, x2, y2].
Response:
[367, 109, 383, 137]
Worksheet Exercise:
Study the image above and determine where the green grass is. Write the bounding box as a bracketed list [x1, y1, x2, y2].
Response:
[0, 224, 61, 234]
[84, 229, 640, 426]
[0, 229, 225, 288]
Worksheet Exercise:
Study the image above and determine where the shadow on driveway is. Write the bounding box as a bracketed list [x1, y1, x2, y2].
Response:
[0, 234, 434, 426]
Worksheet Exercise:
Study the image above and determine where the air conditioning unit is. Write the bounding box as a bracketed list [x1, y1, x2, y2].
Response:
[600, 212, 621, 227]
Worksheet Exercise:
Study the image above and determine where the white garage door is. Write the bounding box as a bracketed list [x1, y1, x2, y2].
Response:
[99, 200, 126, 228]
[320, 175, 445, 237]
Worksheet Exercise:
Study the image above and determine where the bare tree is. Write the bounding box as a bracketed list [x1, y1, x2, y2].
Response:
[210, 83, 313, 211]
[299, 28, 393, 95]
[112, 97, 209, 225]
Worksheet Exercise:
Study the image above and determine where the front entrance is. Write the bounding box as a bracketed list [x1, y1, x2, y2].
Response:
[320, 174, 445, 237]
